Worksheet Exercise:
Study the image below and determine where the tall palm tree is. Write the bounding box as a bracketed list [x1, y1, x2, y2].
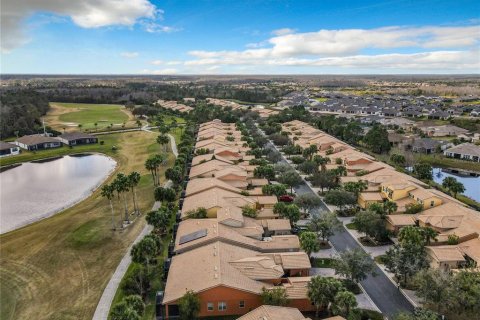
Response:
[153, 154, 166, 186]
[145, 157, 157, 186]
[128, 171, 141, 215]
[101, 183, 116, 230]
[114, 173, 130, 224]
[157, 134, 170, 152]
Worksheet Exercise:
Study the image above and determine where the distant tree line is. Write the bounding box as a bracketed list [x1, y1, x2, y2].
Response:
[0, 89, 50, 139]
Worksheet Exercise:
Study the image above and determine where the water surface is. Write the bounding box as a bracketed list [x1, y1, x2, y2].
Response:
[0, 154, 116, 234]
[431, 168, 480, 202]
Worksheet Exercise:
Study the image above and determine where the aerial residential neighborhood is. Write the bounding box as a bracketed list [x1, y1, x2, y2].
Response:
[1, 1, 480, 320]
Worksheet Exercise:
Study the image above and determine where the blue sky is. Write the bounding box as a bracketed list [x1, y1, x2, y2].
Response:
[1, 0, 479, 74]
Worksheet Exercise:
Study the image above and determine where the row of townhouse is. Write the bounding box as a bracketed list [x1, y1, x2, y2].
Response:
[161, 119, 317, 319]
[206, 98, 246, 110]
[156, 99, 194, 113]
[281, 120, 480, 272]
[0, 132, 98, 155]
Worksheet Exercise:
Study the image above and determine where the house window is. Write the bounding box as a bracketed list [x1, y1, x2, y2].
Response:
[430, 201, 435, 207]
[239, 300, 245, 308]
[207, 303, 214, 311]
[218, 302, 227, 311]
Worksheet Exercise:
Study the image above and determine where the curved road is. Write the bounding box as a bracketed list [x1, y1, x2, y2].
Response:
[92, 132, 178, 320]
[267, 140, 414, 319]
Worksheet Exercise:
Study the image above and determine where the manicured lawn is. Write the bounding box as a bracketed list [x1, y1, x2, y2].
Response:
[46, 102, 139, 132]
[311, 257, 336, 268]
[0, 130, 176, 320]
[315, 97, 328, 102]
[345, 222, 358, 230]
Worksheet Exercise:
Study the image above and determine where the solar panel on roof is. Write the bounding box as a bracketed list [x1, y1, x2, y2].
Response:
[178, 228, 208, 245]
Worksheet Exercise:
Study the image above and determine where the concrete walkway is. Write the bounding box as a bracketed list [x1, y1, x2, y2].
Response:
[92, 130, 179, 320]
[92, 222, 154, 320]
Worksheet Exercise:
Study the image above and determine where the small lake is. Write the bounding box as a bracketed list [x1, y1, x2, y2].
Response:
[0, 154, 116, 234]
[432, 168, 480, 202]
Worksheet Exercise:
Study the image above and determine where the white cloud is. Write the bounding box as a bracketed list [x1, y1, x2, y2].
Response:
[271, 28, 296, 36]
[166, 61, 182, 65]
[141, 21, 180, 33]
[151, 59, 163, 65]
[181, 25, 480, 72]
[121, 51, 139, 58]
[1, 0, 160, 52]
[141, 68, 177, 74]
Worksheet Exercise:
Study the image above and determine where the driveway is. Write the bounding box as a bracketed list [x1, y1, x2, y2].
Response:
[265, 140, 414, 319]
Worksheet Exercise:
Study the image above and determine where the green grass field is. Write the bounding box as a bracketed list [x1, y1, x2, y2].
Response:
[56, 103, 129, 130]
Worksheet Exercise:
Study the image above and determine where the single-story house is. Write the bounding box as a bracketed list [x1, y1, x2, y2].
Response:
[444, 143, 480, 162]
[15, 135, 62, 151]
[411, 138, 441, 154]
[0, 141, 21, 157]
[56, 132, 98, 146]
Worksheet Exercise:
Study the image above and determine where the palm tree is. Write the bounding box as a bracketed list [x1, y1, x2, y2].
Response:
[101, 183, 116, 230]
[170, 118, 178, 133]
[94, 122, 98, 132]
[421, 227, 438, 245]
[145, 157, 157, 186]
[153, 154, 166, 186]
[383, 200, 398, 215]
[128, 171, 141, 215]
[157, 134, 170, 152]
[114, 173, 130, 224]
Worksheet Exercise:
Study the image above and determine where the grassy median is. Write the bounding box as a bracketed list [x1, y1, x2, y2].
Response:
[0, 130, 175, 320]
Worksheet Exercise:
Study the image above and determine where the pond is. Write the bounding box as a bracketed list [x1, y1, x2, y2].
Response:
[0, 154, 116, 234]
[431, 168, 480, 202]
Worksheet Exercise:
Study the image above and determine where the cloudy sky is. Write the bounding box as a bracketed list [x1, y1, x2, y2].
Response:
[1, 0, 479, 74]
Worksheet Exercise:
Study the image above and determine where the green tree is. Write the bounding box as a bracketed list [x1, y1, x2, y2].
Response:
[413, 163, 433, 180]
[442, 176, 465, 198]
[260, 287, 289, 306]
[343, 181, 368, 196]
[331, 290, 358, 318]
[343, 122, 363, 145]
[311, 170, 338, 192]
[254, 164, 276, 181]
[383, 200, 398, 215]
[262, 184, 288, 197]
[241, 206, 258, 218]
[154, 186, 177, 203]
[333, 248, 376, 283]
[157, 134, 170, 152]
[123, 295, 145, 317]
[384, 242, 429, 286]
[274, 202, 301, 224]
[278, 169, 303, 193]
[294, 193, 322, 215]
[390, 153, 406, 166]
[185, 207, 208, 219]
[130, 235, 160, 272]
[307, 276, 344, 317]
[324, 190, 357, 211]
[300, 231, 320, 258]
[395, 309, 440, 320]
[146, 207, 171, 234]
[313, 155, 331, 171]
[352, 210, 389, 242]
[111, 301, 141, 320]
[178, 290, 201, 320]
[363, 124, 391, 153]
[309, 212, 341, 243]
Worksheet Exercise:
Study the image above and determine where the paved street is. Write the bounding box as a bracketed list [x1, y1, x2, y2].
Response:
[266, 140, 414, 319]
